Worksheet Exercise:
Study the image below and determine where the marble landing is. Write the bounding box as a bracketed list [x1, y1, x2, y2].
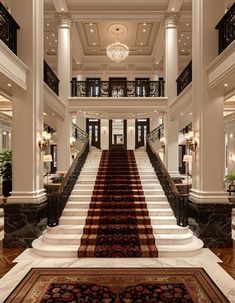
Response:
[0, 248, 234, 303]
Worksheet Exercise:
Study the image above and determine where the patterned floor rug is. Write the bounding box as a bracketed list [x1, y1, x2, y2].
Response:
[4, 267, 229, 303]
[78, 150, 158, 257]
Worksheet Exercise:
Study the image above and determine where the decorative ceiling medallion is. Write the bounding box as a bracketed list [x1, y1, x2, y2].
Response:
[108, 23, 128, 37]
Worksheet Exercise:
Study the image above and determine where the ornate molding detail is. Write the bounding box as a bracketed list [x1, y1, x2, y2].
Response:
[55, 12, 72, 28]
[163, 13, 178, 28]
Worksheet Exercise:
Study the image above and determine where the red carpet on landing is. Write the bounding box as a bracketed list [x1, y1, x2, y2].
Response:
[78, 150, 158, 257]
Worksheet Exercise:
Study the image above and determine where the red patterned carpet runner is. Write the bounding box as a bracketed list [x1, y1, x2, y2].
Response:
[78, 150, 158, 257]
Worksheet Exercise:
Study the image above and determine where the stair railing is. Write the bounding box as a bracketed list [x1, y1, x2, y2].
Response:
[147, 130, 188, 227]
[47, 125, 89, 227]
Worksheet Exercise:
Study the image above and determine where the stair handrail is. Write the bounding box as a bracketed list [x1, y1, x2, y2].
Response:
[148, 124, 164, 142]
[47, 125, 89, 227]
[146, 131, 188, 227]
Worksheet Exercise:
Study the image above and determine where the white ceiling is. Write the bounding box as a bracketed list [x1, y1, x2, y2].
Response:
[44, 0, 192, 72]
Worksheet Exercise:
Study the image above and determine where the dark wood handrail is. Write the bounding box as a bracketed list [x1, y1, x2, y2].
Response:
[147, 136, 187, 199]
[47, 125, 89, 226]
[0, 2, 20, 54]
[215, 3, 235, 54]
[146, 133, 188, 227]
[176, 61, 192, 96]
[44, 60, 60, 96]
[148, 124, 164, 142]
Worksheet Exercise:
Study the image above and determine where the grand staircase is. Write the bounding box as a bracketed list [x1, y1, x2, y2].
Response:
[33, 148, 203, 257]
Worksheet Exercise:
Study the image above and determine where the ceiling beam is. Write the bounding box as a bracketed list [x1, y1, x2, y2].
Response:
[51, 0, 68, 12]
[167, 0, 184, 12]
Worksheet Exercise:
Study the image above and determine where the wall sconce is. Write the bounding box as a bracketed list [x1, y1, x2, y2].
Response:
[128, 126, 134, 134]
[185, 131, 197, 152]
[102, 126, 108, 135]
[38, 131, 51, 151]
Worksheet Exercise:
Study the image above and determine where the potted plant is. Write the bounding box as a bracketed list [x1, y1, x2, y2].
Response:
[0, 150, 12, 197]
[225, 173, 235, 184]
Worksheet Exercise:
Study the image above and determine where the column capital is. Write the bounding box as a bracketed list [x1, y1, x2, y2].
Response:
[163, 13, 179, 29]
[55, 12, 72, 28]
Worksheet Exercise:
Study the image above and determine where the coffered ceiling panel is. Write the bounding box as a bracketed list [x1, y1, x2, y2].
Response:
[75, 20, 160, 56]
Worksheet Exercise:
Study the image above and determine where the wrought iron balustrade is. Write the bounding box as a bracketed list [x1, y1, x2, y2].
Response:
[72, 123, 89, 142]
[0, 2, 20, 54]
[148, 124, 164, 142]
[216, 3, 235, 54]
[71, 79, 165, 97]
[146, 132, 188, 227]
[47, 125, 89, 227]
[176, 61, 192, 96]
[44, 60, 60, 96]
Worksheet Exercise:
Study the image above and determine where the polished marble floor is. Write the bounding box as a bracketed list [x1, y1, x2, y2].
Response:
[0, 248, 235, 303]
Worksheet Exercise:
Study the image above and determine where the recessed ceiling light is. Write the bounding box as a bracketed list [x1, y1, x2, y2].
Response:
[49, 42, 52, 45]
[156, 61, 159, 64]
[181, 33, 183, 37]
[46, 23, 50, 26]
[187, 36, 189, 39]
[143, 29, 146, 32]
[96, 113, 99, 116]
[55, 39, 57, 42]
[143, 22, 146, 26]
[89, 22, 93, 26]
[181, 112, 184, 116]
[186, 23, 189, 26]
[43, 112, 47, 116]
[51, 49, 55, 52]
[46, 36, 48, 39]
[2, 131, 7, 135]
[61, 8, 64, 11]
[224, 83, 228, 87]
[172, 7, 175, 11]
[52, 33, 55, 37]
[179, 39, 181, 42]
[181, 49, 185, 52]
[92, 42, 96, 46]
[140, 42, 143, 45]
[7, 83, 11, 87]
[189, 112, 192, 116]
[184, 42, 186, 45]
[90, 29, 94, 33]
[52, 113, 55, 116]
[77, 61, 80, 64]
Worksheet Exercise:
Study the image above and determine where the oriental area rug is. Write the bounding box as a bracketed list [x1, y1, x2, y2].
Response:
[4, 268, 229, 303]
[78, 150, 158, 257]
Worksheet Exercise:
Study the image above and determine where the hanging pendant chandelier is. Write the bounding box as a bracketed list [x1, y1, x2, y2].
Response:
[106, 41, 129, 63]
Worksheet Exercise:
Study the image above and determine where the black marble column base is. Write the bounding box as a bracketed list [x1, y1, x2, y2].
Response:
[3, 201, 47, 248]
[188, 200, 233, 248]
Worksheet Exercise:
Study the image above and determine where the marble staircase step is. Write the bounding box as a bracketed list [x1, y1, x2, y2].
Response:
[65, 201, 170, 209]
[42, 229, 193, 246]
[33, 235, 203, 258]
[59, 215, 176, 225]
[62, 208, 173, 217]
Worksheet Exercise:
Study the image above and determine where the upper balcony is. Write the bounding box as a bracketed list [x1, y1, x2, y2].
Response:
[71, 78, 165, 98]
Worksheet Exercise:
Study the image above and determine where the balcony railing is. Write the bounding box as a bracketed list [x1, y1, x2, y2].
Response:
[44, 60, 59, 96]
[216, 3, 235, 54]
[176, 61, 192, 96]
[0, 2, 20, 55]
[71, 79, 165, 98]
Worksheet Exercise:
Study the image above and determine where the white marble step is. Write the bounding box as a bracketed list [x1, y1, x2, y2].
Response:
[59, 215, 176, 225]
[62, 208, 173, 217]
[68, 195, 167, 202]
[47, 224, 190, 235]
[33, 235, 203, 258]
[65, 201, 170, 209]
[42, 229, 193, 246]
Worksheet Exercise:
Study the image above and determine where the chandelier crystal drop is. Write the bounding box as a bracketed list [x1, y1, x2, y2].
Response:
[106, 41, 129, 63]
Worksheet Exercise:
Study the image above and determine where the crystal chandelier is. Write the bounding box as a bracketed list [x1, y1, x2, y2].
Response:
[106, 41, 129, 63]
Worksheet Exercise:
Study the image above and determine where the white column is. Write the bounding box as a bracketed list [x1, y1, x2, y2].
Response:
[101, 119, 109, 150]
[9, 0, 46, 203]
[164, 13, 179, 175]
[56, 13, 72, 171]
[127, 119, 135, 150]
[190, 0, 227, 203]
